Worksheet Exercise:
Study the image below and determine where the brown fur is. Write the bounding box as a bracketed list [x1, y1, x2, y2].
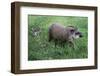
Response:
[48, 23, 82, 47]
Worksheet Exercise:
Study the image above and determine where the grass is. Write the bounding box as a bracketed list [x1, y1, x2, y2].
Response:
[28, 15, 88, 60]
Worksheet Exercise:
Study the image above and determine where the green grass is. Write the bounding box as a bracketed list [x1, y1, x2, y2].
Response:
[28, 15, 88, 60]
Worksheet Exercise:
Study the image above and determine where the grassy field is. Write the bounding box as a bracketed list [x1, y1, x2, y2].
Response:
[28, 15, 88, 60]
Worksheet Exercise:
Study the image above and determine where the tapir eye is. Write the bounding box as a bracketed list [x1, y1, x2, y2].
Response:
[70, 29, 75, 33]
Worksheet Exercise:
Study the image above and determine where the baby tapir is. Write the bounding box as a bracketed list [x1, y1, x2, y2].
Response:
[48, 23, 83, 47]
